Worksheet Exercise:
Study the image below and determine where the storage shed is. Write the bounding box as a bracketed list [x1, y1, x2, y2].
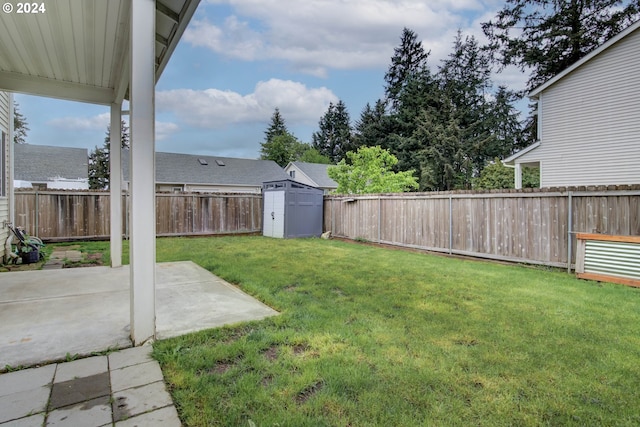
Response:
[262, 180, 324, 238]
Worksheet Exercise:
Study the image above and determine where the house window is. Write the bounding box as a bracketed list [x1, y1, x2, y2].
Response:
[289, 170, 295, 179]
[0, 131, 5, 197]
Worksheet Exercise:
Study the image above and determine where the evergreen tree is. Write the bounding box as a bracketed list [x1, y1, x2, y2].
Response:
[13, 100, 29, 144]
[311, 101, 353, 163]
[384, 28, 430, 111]
[487, 86, 526, 155]
[260, 133, 306, 167]
[88, 121, 129, 189]
[482, 0, 640, 91]
[391, 68, 442, 175]
[262, 108, 288, 145]
[298, 147, 331, 164]
[415, 106, 473, 191]
[438, 32, 496, 175]
[260, 108, 307, 167]
[352, 100, 389, 150]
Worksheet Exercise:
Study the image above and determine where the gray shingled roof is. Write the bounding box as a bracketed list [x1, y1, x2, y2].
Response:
[122, 150, 289, 185]
[291, 162, 338, 188]
[14, 144, 88, 182]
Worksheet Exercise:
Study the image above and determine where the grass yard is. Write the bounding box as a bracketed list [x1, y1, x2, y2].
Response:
[56, 237, 640, 426]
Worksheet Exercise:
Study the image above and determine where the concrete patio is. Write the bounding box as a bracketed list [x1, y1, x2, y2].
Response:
[0, 261, 279, 368]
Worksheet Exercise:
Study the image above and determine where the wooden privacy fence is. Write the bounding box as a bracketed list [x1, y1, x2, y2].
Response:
[324, 187, 640, 269]
[14, 190, 262, 241]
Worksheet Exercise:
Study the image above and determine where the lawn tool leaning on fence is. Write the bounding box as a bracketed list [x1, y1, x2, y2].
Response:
[5, 223, 45, 264]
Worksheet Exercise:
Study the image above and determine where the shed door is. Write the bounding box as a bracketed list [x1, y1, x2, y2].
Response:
[263, 191, 285, 238]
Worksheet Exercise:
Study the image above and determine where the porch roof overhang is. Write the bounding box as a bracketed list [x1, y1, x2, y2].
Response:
[503, 141, 541, 165]
[0, 0, 199, 105]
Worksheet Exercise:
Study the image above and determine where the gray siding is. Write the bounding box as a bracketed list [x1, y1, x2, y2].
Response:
[0, 92, 10, 261]
[518, 26, 640, 187]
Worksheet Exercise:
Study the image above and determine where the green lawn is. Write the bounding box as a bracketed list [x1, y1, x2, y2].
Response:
[57, 237, 640, 426]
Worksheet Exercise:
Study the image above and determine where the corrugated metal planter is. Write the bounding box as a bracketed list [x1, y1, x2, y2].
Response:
[575, 233, 640, 287]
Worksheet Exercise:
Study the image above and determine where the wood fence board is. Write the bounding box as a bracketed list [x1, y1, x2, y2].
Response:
[325, 189, 639, 268]
[14, 191, 262, 240]
[15, 189, 640, 269]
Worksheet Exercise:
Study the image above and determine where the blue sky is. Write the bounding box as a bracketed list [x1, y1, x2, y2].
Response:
[15, 0, 528, 159]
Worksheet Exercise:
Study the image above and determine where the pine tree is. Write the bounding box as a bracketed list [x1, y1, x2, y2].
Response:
[482, 0, 640, 91]
[260, 133, 306, 167]
[259, 108, 308, 166]
[488, 86, 525, 156]
[13, 100, 29, 144]
[88, 121, 129, 189]
[438, 32, 496, 175]
[384, 28, 430, 112]
[262, 108, 288, 145]
[352, 100, 389, 150]
[311, 101, 352, 163]
[416, 108, 473, 191]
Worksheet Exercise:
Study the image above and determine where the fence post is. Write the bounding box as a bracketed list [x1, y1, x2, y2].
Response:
[378, 195, 381, 243]
[448, 195, 453, 255]
[567, 191, 573, 273]
[192, 194, 196, 234]
[331, 198, 335, 235]
[35, 190, 39, 236]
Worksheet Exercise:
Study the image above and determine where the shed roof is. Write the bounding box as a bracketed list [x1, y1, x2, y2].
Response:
[122, 150, 290, 186]
[288, 162, 338, 188]
[14, 144, 88, 182]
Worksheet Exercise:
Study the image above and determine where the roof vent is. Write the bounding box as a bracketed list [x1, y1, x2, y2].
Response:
[215, 159, 225, 166]
[198, 158, 208, 165]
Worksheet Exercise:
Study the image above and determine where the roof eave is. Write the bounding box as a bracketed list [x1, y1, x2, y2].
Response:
[503, 141, 541, 164]
[155, 0, 200, 81]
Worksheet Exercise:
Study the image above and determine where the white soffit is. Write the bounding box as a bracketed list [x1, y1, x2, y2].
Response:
[0, 0, 200, 105]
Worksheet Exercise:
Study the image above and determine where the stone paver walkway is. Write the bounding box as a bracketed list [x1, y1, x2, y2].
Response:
[0, 346, 181, 426]
[42, 249, 84, 270]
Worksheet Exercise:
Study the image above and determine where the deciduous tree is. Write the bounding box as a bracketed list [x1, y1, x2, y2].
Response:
[327, 146, 418, 194]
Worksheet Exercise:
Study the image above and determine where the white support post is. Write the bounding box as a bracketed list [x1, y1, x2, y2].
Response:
[8, 93, 14, 225]
[514, 163, 523, 190]
[110, 103, 123, 268]
[129, 0, 156, 345]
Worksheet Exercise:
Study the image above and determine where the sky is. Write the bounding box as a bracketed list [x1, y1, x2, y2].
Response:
[15, 0, 529, 160]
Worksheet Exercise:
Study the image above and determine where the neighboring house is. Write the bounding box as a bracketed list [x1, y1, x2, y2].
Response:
[14, 144, 89, 190]
[122, 150, 290, 193]
[0, 92, 11, 263]
[505, 20, 640, 189]
[284, 161, 338, 194]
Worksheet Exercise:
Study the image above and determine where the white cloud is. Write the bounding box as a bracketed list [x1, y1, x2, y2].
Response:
[190, 0, 488, 75]
[155, 121, 180, 141]
[156, 78, 338, 128]
[48, 112, 111, 130]
[48, 113, 179, 141]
